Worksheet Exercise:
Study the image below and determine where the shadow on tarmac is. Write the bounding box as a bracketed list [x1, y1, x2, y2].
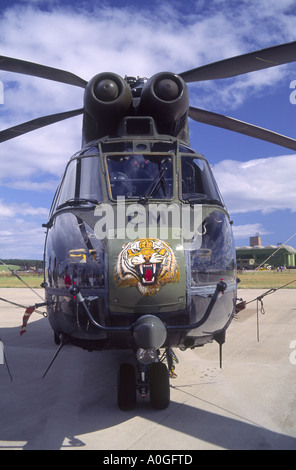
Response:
[0, 315, 295, 450]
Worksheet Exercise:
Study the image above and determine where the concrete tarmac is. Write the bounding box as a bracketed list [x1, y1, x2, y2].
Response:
[0, 287, 295, 450]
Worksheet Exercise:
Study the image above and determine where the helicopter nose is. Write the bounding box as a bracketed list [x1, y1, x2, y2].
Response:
[133, 315, 167, 350]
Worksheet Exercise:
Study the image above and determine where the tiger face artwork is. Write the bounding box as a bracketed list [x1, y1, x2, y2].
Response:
[114, 238, 180, 296]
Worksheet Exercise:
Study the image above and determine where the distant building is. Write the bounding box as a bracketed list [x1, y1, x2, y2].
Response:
[236, 236, 296, 269]
[250, 234, 262, 247]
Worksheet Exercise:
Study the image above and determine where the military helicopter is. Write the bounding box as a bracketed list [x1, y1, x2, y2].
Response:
[1, 41, 296, 411]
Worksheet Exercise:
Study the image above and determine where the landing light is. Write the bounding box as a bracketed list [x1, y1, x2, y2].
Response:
[136, 348, 158, 365]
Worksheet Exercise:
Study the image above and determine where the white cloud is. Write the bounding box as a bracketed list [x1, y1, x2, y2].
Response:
[0, 200, 48, 258]
[232, 223, 271, 242]
[0, 116, 82, 181]
[213, 154, 296, 214]
[0, 220, 46, 258]
[0, 200, 48, 219]
[1, 179, 58, 192]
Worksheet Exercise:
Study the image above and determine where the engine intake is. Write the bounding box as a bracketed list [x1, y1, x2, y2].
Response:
[137, 72, 189, 139]
[83, 72, 133, 140]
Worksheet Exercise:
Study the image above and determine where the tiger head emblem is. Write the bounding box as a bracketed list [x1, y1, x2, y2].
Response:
[114, 238, 180, 296]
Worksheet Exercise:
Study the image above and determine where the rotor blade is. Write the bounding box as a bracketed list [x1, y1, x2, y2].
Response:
[0, 56, 87, 88]
[0, 108, 83, 143]
[189, 106, 296, 151]
[180, 41, 296, 82]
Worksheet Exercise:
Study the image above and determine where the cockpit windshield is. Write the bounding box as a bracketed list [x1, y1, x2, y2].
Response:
[106, 154, 173, 201]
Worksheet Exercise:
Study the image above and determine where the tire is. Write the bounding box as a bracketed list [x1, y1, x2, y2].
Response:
[117, 363, 137, 411]
[54, 333, 60, 345]
[149, 362, 170, 410]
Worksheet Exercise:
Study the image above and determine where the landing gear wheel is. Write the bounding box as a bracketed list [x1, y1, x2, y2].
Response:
[117, 363, 137, 411]
[54, 333, 60, 345]
[149, 362, 170, 410]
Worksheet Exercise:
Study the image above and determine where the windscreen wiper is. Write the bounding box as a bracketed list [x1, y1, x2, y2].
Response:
[183, 194, 223, 206]
[138, 166, 168, 204]
[57, 197, 99, 210]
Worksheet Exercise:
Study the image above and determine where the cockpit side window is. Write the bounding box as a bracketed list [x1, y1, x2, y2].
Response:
[79, 156, 103, 201]
[181, 155, 223, 204]
[57, 159, 77, 206]
[54, 155, 103, 211]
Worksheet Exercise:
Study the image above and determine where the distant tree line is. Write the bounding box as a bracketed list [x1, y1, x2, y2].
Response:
[0, 259, 44, 270]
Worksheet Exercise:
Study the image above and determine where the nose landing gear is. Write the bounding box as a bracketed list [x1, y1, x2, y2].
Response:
[149, 361, 170, 410]
[117, 348, 178, 411]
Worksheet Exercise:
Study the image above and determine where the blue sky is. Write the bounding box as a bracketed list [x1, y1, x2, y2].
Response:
[0, 0, 296, 259]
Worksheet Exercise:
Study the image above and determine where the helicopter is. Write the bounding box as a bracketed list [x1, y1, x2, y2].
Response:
[1, 41, 296, 411]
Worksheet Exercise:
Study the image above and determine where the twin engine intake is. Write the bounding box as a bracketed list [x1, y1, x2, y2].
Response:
[83, 71, 189, 143]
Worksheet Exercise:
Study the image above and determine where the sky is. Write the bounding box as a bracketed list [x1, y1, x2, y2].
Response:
[0, 0, 296, 259]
